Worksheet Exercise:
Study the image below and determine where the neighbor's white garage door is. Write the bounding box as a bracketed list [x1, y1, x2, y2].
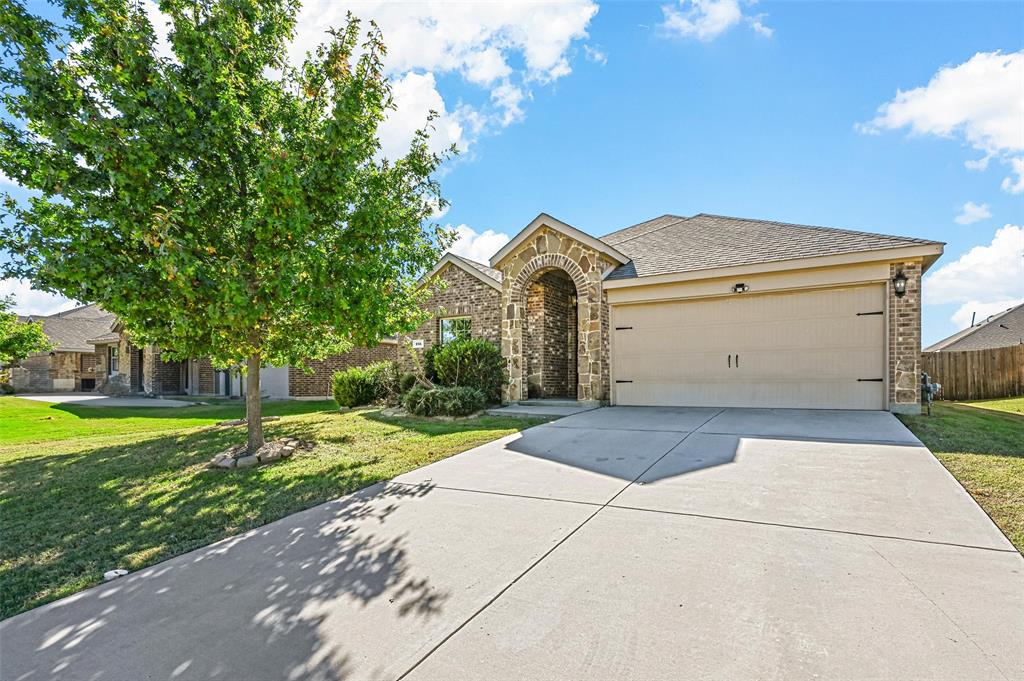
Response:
[610, 285, 886, 410]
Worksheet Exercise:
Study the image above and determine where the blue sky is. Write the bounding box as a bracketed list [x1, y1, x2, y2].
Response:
[4, 0, 1023, 347]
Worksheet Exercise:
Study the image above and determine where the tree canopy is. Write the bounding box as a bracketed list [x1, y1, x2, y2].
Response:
[0, 0, 453, 449]
[0, 296, 52, 365]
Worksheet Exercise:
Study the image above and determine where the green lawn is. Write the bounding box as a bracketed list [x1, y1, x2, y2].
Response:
[898, 396, 1024, 553]
[0, 396, 541, 618]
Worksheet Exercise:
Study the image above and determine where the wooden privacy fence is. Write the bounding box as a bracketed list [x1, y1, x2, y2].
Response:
[921, 345, 1024, 401]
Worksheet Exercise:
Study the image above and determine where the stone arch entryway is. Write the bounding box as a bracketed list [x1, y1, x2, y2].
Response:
[523, 268, 578, 399]
[500, 244, 609, 404]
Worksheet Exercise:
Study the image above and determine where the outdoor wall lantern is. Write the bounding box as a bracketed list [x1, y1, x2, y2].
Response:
[732, 283, 750, 293]
[892, 271, 908, 298]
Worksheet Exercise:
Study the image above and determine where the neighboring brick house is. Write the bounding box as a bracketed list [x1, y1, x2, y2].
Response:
[417, 212, 944, 414]
[8, 304, 113, 393]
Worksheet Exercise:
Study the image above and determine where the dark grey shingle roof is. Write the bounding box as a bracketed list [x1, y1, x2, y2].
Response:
[602, 215, 685, 246]
[605, 213, 942, 280]
[38, 312, 117, 352]
[924, 304, 1024, 352]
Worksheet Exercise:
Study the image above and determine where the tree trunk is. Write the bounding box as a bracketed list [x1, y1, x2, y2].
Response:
[246, 354, 264, 453]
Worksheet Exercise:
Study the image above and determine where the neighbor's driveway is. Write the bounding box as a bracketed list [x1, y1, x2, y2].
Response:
[2, 408, 1021, 680]
[15, 393, 194, 408]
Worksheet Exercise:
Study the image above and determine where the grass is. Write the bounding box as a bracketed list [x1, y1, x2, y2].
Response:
[898, 396, 1024, 553]
[0, 396, 542, 618]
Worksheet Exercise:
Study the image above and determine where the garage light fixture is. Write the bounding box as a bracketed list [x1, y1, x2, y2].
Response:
[892, 271, 908, 298]
[732, 283, 749, 293]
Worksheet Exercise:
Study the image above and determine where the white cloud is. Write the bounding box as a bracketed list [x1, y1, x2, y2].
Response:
[951, 299, 1022, 330]
[447, 224, 511, 264]
[860, 51, 1023, 153]
[953, 201, 991, 225]
[748, 14, 773, 38]
[583, 45, 608, 65]
[659, 0, 771, 41]
[924, 224, 1024, 326]
[1000, 157, 1024, 194]
[859, 50, 1024, 193]
[0, 170, 19, 187]
[376, 72, 466, 160]
[290, 1, 598, 157]
[964, 155, 991, 171]
[0, 279, 78, 316]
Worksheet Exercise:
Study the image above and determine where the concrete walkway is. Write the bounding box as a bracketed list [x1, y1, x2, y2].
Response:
[2, 408, 1021, 680]
[15, 393, 194, 407]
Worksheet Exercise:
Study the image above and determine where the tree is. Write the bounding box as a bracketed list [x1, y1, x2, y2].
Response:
[0, 1, 452, 452]
[0, 296, 52, 365]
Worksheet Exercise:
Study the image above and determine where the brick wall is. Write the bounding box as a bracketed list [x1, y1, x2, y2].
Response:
[288, 344, 398, 397]
[889, 260, 922, 414]
[197, 358, 215, 394]
[399, 263, 501, 371]
[525, 269, 577, 398]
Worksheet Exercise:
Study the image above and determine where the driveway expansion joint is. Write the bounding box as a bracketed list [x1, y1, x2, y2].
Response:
[605, 503, 1021, 554]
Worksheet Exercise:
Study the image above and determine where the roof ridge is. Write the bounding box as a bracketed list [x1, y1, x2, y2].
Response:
[604, 214, 688, 247]
[692, 213, 944, 246]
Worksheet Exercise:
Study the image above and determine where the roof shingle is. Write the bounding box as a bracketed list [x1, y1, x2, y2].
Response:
[605, 213, 942, 280]
[924, 304, 1024, 352]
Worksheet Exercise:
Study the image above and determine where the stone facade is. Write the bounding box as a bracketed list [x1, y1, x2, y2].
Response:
[399, 263, 502, 371]
[288, 344, 398, 398]
[8, 350, 101, 392]
[889, 260, 923, 414]
[498, 226, 617, 403]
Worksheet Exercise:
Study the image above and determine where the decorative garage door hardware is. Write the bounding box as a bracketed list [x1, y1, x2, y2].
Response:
[615, 326, 633, 330]
[615, 380, 633, 383]
[856, 311, 884, 316]
[857, 378, 884, 382]
[727, 354, 740, 367]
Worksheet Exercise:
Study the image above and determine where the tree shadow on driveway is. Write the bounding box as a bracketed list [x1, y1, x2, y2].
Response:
[0, 481, 445, 681]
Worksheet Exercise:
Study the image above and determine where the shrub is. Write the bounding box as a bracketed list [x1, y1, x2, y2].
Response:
[421, 345, 439, 382]
[0, 383, 14, 395]
[332, 367, 375, 408]
[398, 372, 417, 393]
[402, 385, 486, 417]
[433, 338, 505, 402]
[364, 360, 400, 403]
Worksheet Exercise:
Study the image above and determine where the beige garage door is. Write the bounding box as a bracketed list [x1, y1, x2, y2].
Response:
[611, 285, 886, 410]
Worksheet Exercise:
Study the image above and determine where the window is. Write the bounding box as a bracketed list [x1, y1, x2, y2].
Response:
[108, 346, 119, 375]
[439, 317, 471, 345]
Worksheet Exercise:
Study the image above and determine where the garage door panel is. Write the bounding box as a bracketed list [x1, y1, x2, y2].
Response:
[611, 285, 886, 410]
[616, 380, 883, 410]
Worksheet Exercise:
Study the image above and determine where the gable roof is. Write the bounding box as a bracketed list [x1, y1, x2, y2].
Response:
[604, 213, 944, 281]
[421, 252, 503, 291]
[490, 213, 629, 268]
[924, 303, 1024, 352]
[29, 306, 117, 353]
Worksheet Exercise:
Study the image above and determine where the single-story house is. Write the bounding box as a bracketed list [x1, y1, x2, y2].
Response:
[9, 304, 115, 392]
[11, 305, 396, 400]
[407, 212, 944, 414]
[924, 303, 1023, 352]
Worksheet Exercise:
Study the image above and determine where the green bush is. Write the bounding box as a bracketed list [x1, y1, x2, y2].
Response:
[331, 367, 375, 408]
[433, 338, 505, 402]
[364, 360, 400, 403]
[398, 372, 417, 393]
[0, 383, 15, 395]
[402, 385, 486, 417]
[421, 345, 439, 382]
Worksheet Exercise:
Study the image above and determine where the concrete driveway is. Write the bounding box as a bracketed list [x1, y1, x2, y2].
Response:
[2, 408, 1021, 680]
[16, 393, 194, 407]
